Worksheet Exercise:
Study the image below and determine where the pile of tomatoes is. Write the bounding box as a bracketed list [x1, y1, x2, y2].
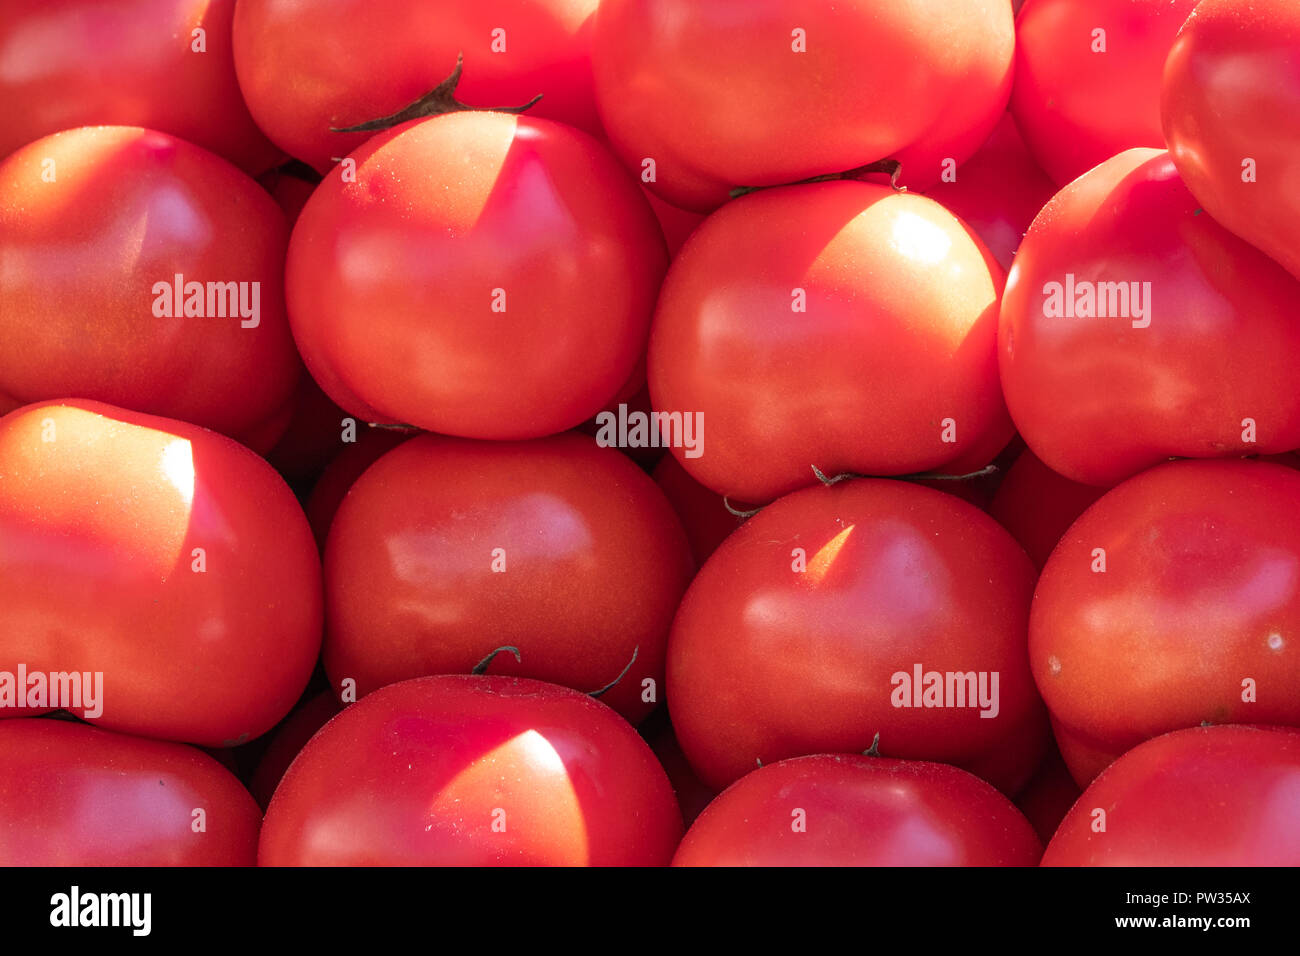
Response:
[1, 0, 1299, 867]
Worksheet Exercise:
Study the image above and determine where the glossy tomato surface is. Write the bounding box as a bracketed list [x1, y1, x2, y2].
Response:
[649, 181, 1011, 503]
[286, 112, 667, 439]
[1043, 725, 1300, 866]
[1163, 0, 1300, 281]
[593, 0, 1013, 210]
[1031, 460, 1300, 785]
[923, 113, 1057, 271]
[233, 0, 601, 173]
[673, 754, 1042, 866]
[1011, 0, 1197, 185]
[0, 718, 261, 866]
[0, 126, 301, 444]
[0, 0, 280, 173]
[259, 675, 684, 866]
[324, 433, 692, 723]
[667, 478, 1048, 795]
[988, 448, 1106, 570]
[0, 400, 322, 746]
[1000, 149, 1300, 487]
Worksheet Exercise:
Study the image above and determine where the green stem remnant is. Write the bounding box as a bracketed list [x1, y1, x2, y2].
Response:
[331, 53, 542, 133]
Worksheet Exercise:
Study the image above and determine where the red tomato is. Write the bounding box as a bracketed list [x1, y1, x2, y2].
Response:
[1163, 0, 1300, 282]
[988, 448, 1106, 570]
[923, 113, 1058, 271]
[263, 373, 350, 486]
[673, 754, 1042, 867]
[1011, 0, 1198, 185]
[642, 189, 705, 258]
[259, 675, 684, 865]
[0, 718, 261, 866]
[0, 400, 322, 746]
[248, 691, 341, 810]
[286, 112, 667, 440]
[1043, 725, 1300, 866]
[666, 478, 1048, 796]
[0, 126, 301, 445]
[593, 0, 1013, 211]
[0, 0, 281, 174]
[324, 433, 693, 723]
[1012, 740, 1083, 845]
[649, 181, 1012, 503]
[651, 454, 749, 566]
[642, 715, 718, 829]
[1000, 149, 1300, 487]
[232, 0, 601, 173]
[303, 427, 415, 550]
[1031, 460, 1300, 786]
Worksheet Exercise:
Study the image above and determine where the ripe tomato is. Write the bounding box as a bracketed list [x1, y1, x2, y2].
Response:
[1162, 0, 1300, 282]
[666, 478, 1048, 796]
[286, 111, 667, 440]
[1000, 148, 1300, 487]
[324, 433, 693, 723]
[0, 126, 301, 445]
[1042, 725, 1300, 866]
[0, 0, 281, 174]
[1031, 460, 1300, 786]
[923, 113, 1058, 272]
[303, 426, 415, 550]
[1011, 0, 1198, 186]
[988, 448, 1106, 570]
[248, 691, 341, 810]
[0, 718, 261, 866]
[0, 400, 322, 746]
[649, 181, 1011, 504]
[232, 0, 601, 173]
[593, 0, 1013, 211]
[673, 754, 1042, 867]
[259, 675, 684, 865]
[651, 454, 748, 566]
[1012, 741, 1083, 845]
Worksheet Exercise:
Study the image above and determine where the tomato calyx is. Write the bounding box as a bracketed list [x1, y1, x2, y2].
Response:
[863, 731, 881, 757]
[471, 645, 522, 675]
[723, 497, 762, 519]
[588, 645, 640, 699]
[728, 158, 905, 201]
[810, 463, 999, 487]
[330, 53, 543, 134]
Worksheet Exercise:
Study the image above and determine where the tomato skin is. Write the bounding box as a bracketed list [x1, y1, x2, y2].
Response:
[923, 113, 1058, 272]
[1000, 149, 1300, 488]
[988, 448, 1106, 570]
[666, 478, 1048, 796]
[673, 754, 1042, 867]
[593, 0, 1013, 211]
[0, 718, 261, 866]
[0, 400, 322, 746]
[248, 691, 341, 810]
[324, 433, 693, 723]
[286, 112, 667, 440]
[0, 0, 281, 174]
[1011, 0, 1198, 186]
[1163, 0, 1300, 282]
[259, 675, 684, 866]
[232, 0, 601, 173]
[303, 427, 415, 551]
[1012, 740, 1083, 845]
[1031, 460, 1300, 786]
[0, 126, 301, 443]
[1042, 725, 1300, 866]
[651, 454, 748, 566]
[649, 181, 1011, 504]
